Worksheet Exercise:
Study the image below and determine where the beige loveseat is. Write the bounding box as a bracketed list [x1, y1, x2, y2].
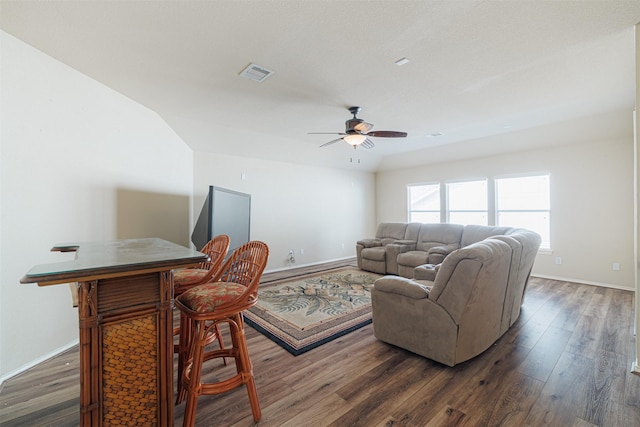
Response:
[369, 225, 541, 366]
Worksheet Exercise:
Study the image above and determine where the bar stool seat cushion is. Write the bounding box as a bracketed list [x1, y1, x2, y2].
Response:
[178, 282, 246, 313]
[174, 268, 210, 286]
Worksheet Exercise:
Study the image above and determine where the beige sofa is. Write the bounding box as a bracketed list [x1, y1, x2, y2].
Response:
[369, 225, 541, 366]
[356, 222, 421, 275]
[358, 223, 533, 279]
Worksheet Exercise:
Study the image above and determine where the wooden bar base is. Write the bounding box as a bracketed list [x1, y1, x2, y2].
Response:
[22, 238, 206, 427]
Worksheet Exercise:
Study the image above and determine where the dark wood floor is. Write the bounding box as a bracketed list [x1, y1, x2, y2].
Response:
[1, 260, 639, 426]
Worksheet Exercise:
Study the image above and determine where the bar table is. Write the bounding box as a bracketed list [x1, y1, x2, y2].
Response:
[21, 238, 207, 426]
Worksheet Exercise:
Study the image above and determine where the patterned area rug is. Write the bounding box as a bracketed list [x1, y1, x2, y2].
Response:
[244, 267, 382, 355]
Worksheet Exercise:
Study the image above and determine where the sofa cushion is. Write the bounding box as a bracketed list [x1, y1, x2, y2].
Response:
[397, 251, 429, 266]
[415, 223, 463, 252]
[361, 246, 387, 261]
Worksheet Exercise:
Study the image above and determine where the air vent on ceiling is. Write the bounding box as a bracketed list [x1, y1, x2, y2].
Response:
[239, 63, 274, 82]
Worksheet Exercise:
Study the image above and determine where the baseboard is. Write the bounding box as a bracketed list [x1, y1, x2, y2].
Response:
[265, 256, 356, 274]
[0, 339, 79, 386]
[531, 274, 634, 291]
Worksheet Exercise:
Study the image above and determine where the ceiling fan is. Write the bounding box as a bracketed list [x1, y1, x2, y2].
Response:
[309, 106, 408, 149]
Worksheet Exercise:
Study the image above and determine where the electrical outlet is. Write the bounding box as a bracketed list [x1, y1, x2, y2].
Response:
[613, 262, 620, 271]
[555, 257, 562, 265]
[300, 248, 304, 255]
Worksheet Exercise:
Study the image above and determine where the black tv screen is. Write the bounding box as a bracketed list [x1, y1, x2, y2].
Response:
[191, 186, 251, 253]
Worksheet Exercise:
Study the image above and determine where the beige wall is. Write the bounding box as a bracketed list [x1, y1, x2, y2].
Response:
[0, 32, 194, 378]
[2, 24, 636, 379]
[192, 152, 376, 271]
[376, 134, 634, 290]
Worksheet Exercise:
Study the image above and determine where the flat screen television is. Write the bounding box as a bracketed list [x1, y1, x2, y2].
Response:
[191, 186, 251, 253]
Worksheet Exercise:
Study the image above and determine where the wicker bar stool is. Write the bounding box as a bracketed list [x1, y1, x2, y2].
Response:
[173, 234, 230, 381]
[175, 240, 269, 426]
[173, 235, 230, 297]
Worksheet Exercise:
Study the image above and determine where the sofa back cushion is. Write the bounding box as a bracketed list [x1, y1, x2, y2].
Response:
[375, 222, 409, 243]
[504, 228, 541, 320]
[460, 224, 513, 247]
[489, 235, 523, 335]
[429, 239, 512, 324]
[415, 223, 463, 252]
[404, 222, 422, 242]
[428, 239, 512, 362]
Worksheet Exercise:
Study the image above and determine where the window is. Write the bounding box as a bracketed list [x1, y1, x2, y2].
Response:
[446, 180, 488, 225]
[408, 183, 440, 223]
[495, 174, 550, 249]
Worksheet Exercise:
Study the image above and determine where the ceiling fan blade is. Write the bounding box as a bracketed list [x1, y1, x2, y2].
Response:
[366, 130, 408, 138]
[361, 138, 375, 149]
[354, 121, 374, 133]
[308, 132, 346, 135]
[319, 137, 344, 148]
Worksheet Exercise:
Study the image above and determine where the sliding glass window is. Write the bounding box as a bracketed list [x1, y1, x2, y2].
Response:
[495, 174, 550, 249]
[408, 183, 440, 223]
[446, 180, 488, 225]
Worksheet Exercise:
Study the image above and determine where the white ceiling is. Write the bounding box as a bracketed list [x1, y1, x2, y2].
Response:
[2, 1, 640, 172]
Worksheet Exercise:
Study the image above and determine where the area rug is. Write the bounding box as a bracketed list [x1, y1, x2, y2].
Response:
[244, 267, 382, 355]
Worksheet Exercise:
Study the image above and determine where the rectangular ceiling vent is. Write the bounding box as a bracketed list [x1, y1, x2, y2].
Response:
[239, 63, 274, 82]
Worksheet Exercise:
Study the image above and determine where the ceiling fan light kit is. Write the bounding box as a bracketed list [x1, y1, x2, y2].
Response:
[310, 106, 408, 149]
[344, 134, 367, 146]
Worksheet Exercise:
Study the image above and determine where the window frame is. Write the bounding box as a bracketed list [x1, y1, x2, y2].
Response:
[407, 182, 441, 223]
[445, 178, 489, 226]
[494, 172, 551, 250]
[405, 173, 551, 252]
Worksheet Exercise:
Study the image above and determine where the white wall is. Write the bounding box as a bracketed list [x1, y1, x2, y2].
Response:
[193, 152, 376, 271]
[0, 32, 194, 378]
[1, 24, 634, 380]
[376, 134, 634, 290]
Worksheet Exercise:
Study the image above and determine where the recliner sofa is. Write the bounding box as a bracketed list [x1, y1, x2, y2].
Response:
[357, 222, 537, 280]
[364, 222, 541, 366]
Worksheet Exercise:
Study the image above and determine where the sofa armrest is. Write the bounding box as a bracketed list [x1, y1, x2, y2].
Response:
[427, 245, 455, 265]
[373, 276, 431, 299]
[387, 242, 416, 255]
[357, 238, 381, 248]
[429, 245, 451, 255]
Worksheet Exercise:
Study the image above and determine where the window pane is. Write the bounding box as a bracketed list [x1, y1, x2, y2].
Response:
[448, 180, 487, 210]
[496, 175, 549, 210]
[410, 211, 440, 223]
[409, 184, 439, 210]
[498, 212, 550, 248]
[496, 174, 551, 249]
[449, 212, 487, 226]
